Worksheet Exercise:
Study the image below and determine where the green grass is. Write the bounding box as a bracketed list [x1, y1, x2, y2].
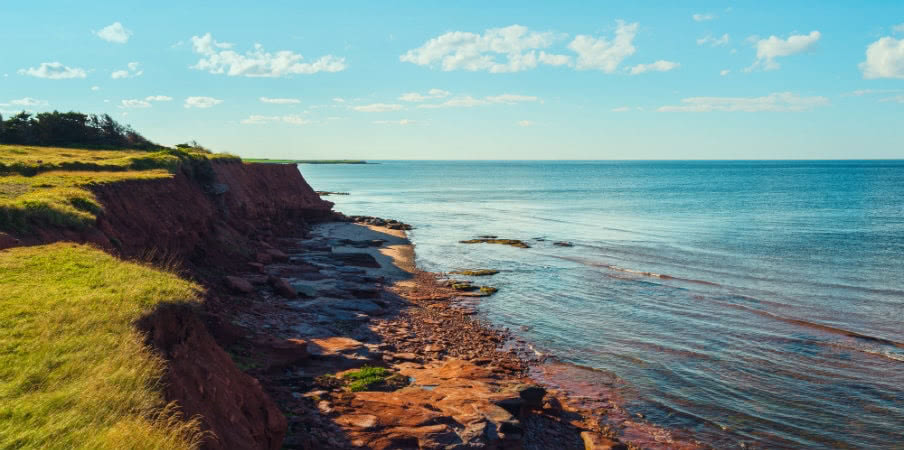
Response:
[342, 366, 390, 392]
[0, 243, 205, 449]
[243, 158, 367, 165]
[0, 145, 240, 232]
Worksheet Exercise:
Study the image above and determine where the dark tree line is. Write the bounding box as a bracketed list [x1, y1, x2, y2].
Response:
[0, 111, 158, 150]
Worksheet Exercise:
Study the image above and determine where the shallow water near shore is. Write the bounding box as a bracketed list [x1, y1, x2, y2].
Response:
[300, 160, 904, 449]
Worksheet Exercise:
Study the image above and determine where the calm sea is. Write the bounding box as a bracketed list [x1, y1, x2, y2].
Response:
[299, 161, 904, 449]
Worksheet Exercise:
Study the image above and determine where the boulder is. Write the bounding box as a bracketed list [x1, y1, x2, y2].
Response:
[580, 432, 628, 450]
[265, 248, 289, 263]
[224, 276, 254, 294]
[255, 252, 273, 264]
[255, 337, 309, 370]
[267, 276, 297, 298]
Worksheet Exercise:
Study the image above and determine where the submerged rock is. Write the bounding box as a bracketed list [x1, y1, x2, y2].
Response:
[449, 269, 500, 276]
[553, 241, 574, 247]
[225, 275, 254, 293]
[459, 238, 530, 249]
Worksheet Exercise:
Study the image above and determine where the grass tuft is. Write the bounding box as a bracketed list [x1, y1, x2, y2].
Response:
[0, 243, 204, 449]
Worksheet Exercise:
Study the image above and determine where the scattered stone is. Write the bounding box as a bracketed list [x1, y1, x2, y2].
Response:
[224, 275, 254, 293]
[247, 261, 265, 273]
[290, 283, 318, 298]
[553, 241, 574, 247]
[330, 252, 381, 268]
[459, 238, 530, 249]
[335, 414, 378, 430]
[255, 252, 273, 264]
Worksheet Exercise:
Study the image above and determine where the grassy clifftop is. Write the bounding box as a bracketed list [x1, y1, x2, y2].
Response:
[0, 243, 203, 449]
[0, 145, 238, 232]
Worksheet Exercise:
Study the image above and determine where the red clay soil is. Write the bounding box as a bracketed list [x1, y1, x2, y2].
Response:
[137, 304, 287, 450]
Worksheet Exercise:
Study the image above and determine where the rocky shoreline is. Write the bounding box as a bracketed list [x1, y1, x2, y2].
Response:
[215, 218, 703, 449]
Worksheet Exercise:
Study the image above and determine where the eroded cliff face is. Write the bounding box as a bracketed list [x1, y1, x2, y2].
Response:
[3, 161, 333, 449]
[93, 161, 333, 263]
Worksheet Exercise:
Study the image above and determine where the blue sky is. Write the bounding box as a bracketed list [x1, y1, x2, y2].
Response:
[1, 1, 902, 159]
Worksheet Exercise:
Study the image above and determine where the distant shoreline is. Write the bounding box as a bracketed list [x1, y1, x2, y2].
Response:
[244, 158, 369, 165]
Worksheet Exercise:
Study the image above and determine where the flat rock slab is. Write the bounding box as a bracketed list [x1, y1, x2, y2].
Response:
[329, 252, 381, 268]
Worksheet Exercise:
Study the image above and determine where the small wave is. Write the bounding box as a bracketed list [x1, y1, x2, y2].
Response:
[550, 254, 721, 287]
[729, 303, 904, 351]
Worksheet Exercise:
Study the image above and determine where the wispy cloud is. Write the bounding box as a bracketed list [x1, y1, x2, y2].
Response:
[111, 62, 142, 79]
[418, 93, 539, 109]
[94, 22, 132, 44]
[18, 62, 87, 79]
[190, 33, 346, 77]
[400, 25, 568, 73]
[697, 33, 730, 47]
[693, 13, 716, 22]
[241, 114, 311, 125]
[658, 92, 829, 112]
[260, 97, 301, 104]
[184, 96, 223, 108]
[748, 31, 821, 71]
[352, 103, 404, 112]
[401, 21, 654, 75]
[10, 97, 48, 107]
[399, 89, 450, 102]
[373, 119, 415, 125]
[629, 60, 680, 74]
[568, 21, 638, 73]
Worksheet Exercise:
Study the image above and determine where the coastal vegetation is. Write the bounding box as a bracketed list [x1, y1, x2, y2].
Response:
[458, 238, 531, 249]
[0, 243, 204, 449]
[0, 111, 158, 150]
[0, 144, 238, 232]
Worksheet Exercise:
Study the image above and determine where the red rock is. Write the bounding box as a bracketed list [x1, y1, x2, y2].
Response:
[247, 262, 265, 273]
[255, 252, 273, 264]
[267, 276, 296, 298]
[255, 337, 308, 369]
[265, 248, 289, 262]
[580, 431, 628, 450]
[224, 275, 254, 293]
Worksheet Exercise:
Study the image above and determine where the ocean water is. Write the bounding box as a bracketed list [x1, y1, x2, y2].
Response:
[299, 161, 904, 449]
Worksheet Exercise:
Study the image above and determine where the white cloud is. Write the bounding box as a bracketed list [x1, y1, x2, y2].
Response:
[373, 119, 415, 125]
[332, 97, 346, 103]
[112, 62, 142, 79]
[91, 86, 100, 91]
[184, 96, 223, 109]
[190, 33, 346, 77]
[859, 36, 904, 79]
[720, 69, 730, 76]
[880, 95, 904, 103]
[658, 92, 829, 112]
[18, 62, 87, 79]
[517, 120, 534, 127]
[418, 93, 539, 109]
[241, 114, 311, 125]
[10, 97, 48, 107]
[629, 60, 680, 74]
[611, 106, 631, 112]
[145, 95, 172, 102]
[400, 25, 568, 73]
[399, 88, 451, 102]
[485, 94, 539, 103]
[352, 103, 404, 112]
[749, 31, 820, 70]
[693, 13, 716, 22]
[260, 96, 301, 104]
[848, 88, 902, 96]
[95, 22, 132, 44]
[697, 33, 730, 47]
[120, 99, 151, 109]
[893, 23, 904, 33]
[568, 21, 638, 73]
